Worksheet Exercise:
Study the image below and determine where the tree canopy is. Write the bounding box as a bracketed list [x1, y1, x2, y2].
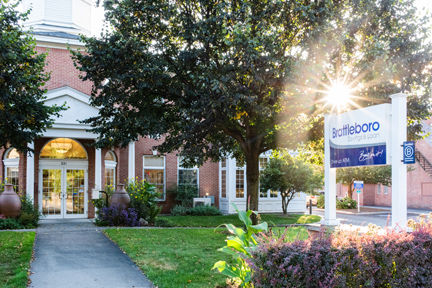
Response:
[73, 0, 432, 216]
[0, 0, 64, 153]
[260, 151, 323, 214]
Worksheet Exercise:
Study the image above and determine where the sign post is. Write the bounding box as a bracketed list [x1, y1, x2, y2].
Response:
[354, 181, 363, 213]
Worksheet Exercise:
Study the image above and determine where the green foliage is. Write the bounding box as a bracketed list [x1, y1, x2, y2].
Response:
[0, 1, 65, 153]
[167, 184, 198, 208]
[170, 204, 190, 216]
[337, 166, 392, 199]
[126, 179, 161, 224]
[188, 205, 222, 216]
[261, 151, 323, 214]
[213, 203, 268, 287]
[19, 194, 42, 228]
[153, 217, 176, 227]
[73, 0, 432, 216]
[0, 218, 24, 230]
[317, 194, 325, 209]
[336, 197, 358, 209]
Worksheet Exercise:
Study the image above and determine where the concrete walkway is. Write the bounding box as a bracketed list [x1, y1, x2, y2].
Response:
[29, 219, 154, 288]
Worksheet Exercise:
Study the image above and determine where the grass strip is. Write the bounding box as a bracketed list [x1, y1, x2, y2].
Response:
[105, 226, 308, 288]
[0, 232, 35, 288]
[158, 214, 321, 227]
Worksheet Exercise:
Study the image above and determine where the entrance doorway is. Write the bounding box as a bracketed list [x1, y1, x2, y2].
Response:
[40, 167, 87, 218]
[38, 138, 89, 219]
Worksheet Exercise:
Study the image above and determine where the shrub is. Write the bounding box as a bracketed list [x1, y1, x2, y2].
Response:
[167, 184, 198, 207]
[126, 179, 161, 224]
[170, 205, 190, 216]
[0, 218, 24, 230]
[249, 223, 432, 288]
[19, 195, 43, 228]
[154, 217, 176, 227]
[336, 197, 357, 209]
[188, 205, 222, 216]
[213, 203, 268, 287]
[317, 194, 325, 208]
[97, 203, 140, 227]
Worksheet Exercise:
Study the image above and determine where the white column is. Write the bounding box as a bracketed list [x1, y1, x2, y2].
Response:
[390, 93, 408, 228]
[128, 141, 135, 182]
[227, 157, 236, 214]
[26, 142, 35, 204]
[322, 114, 340, 226]
[95, 148, 102, 190]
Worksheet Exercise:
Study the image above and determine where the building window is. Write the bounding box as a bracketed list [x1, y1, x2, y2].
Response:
[220, 158, 227, 198]
[236, 169, 245, 198]
[384, 185, 389, 194]
[144, 156, 165, 200]
[259, 156, 274, 198]
[104, 151, 117, 189]
[178, 157, 198, 189]
[40, 138, 87, 159]
[3, 148, 20, 192]
[377, 184, 381, 194]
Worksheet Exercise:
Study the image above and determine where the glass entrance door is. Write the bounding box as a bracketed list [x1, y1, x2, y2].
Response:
[41, 168, 87, 218]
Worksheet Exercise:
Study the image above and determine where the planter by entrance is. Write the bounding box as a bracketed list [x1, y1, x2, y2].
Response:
[111, 184, 130, 209]
[0, 184, 21, 218]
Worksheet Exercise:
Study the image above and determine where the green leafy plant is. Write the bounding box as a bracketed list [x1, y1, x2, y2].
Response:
[19, 195, 43, 228]
[317, 194, 325, 209]
[336, 197, 357, 209]
[188, 205, 222, 216]
[126, 179, 161, 224]
[213, 203, 268, 287]
[170, 204, 190, 216]
[167, 184, 198, 208]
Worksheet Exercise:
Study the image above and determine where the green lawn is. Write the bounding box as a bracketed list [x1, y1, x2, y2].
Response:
[158, 214, 320, 227]
[0, 232, 35, 288]
[105, 227, 308, 288]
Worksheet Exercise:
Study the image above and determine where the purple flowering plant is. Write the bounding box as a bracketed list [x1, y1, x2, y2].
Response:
[97, 203, 140, 227]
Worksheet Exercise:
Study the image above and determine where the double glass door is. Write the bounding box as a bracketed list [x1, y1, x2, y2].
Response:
[41, 168, 87, 218]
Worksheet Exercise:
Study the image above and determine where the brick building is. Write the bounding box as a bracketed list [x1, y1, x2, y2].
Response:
[1, 0, 306, 219]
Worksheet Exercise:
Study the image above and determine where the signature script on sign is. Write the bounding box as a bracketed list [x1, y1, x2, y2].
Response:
[359, 150, 384, 162]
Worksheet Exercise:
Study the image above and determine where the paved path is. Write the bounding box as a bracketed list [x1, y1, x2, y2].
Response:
[29, 219, 153, 288]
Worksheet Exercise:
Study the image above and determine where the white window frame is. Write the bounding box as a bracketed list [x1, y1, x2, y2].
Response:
[144, 155, 166, 201]
[3, 148, 19, 192]
[220, 159, 227, 199]
[258, 154, 280, 199]
[177, 156, 199, 190]
[235, 160, 246, 199]
[104, 151, 117, 188]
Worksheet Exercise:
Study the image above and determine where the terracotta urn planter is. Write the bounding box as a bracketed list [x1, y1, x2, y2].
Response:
[110, 184, 130, 209]
[0, 184, 22, 218]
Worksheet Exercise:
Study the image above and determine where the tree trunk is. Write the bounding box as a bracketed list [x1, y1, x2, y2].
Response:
[348, 181, 354, 199]
[245, 150, 260, 224]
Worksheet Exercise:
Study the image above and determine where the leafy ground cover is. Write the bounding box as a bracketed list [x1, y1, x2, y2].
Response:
[105, 227, 308, 288]
[158, 214, 320, 227]
[0, 232, 35, 288]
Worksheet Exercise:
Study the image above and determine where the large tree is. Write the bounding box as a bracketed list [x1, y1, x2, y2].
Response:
[72, 0, 432, 221]
[0, 0, 64, 152]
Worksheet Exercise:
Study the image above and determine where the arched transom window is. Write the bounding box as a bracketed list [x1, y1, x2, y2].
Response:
[40, 138, 87, 159]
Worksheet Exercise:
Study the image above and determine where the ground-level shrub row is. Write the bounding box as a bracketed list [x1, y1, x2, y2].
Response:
[249, 227, 432, 288]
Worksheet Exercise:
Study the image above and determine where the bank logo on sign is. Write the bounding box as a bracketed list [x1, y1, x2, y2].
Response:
[403, 141, 415, 164]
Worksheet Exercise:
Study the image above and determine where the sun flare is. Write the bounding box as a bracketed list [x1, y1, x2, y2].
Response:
[326, 83, 353, 107]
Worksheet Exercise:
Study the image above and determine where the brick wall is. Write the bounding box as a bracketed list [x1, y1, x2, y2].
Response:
[35, 46, 93, 95]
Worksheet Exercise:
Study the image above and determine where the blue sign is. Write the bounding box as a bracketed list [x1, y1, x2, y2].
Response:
[353, 181, 363, 189]
[403, 141, 415, 164]
[330, 143, 387, 168]
[356, 190, 361, 194]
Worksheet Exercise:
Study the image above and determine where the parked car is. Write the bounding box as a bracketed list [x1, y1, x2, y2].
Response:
[306, 195, 318, 207]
